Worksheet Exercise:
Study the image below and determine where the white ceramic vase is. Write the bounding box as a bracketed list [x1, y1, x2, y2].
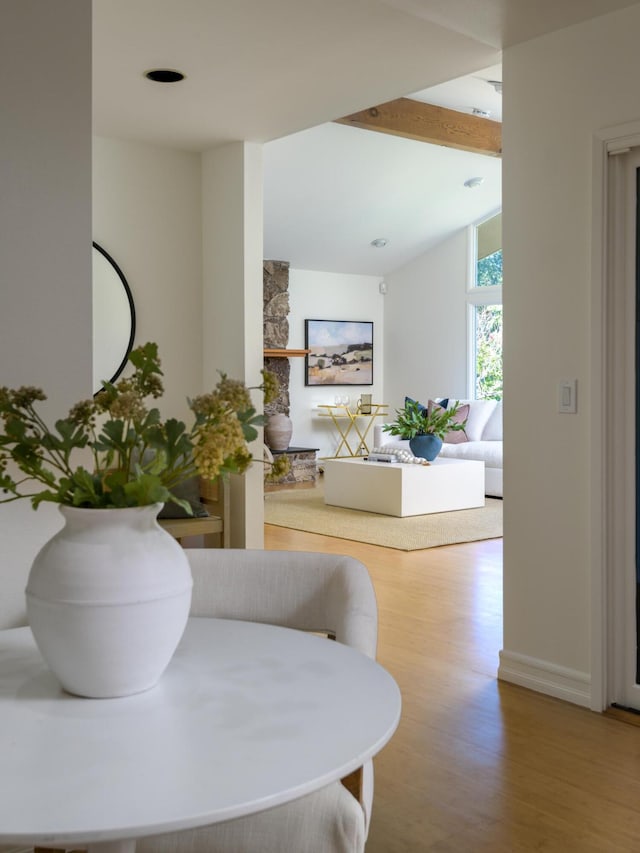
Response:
[25, 503, 193, 699]
[265, 412, 293, 451]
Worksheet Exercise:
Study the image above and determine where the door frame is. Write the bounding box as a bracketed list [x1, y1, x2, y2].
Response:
[591, 120, 640, 710]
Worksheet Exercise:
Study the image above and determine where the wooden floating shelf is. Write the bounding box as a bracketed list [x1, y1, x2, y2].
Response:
[263, 348, 310, 358]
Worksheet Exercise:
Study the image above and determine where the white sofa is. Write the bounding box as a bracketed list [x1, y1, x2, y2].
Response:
[373, 398, 503, 498]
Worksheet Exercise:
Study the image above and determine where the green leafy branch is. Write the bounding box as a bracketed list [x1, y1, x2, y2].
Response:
[0, 343, 278, 512]
[383, 399, 467, 440]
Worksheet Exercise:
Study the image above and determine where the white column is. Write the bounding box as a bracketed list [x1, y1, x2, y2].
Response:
[0, 0, 92, 401]
[202, 143, 265, 547]
[0, 0, 92, 629]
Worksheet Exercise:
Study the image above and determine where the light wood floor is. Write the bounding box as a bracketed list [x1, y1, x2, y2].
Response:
[265, 523, 640, 852]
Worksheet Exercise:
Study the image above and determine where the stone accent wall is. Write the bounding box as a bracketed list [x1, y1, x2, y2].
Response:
[263, 260, 290, 416]
[266, 448, 317, 488]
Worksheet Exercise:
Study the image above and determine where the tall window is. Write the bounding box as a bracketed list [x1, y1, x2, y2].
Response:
[468, 212, 503, 400]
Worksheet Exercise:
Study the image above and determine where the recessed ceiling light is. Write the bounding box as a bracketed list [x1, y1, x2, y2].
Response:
[144, 69, 185, 83]
[464, 177, 485, 189]
[371, 238, 388, 248]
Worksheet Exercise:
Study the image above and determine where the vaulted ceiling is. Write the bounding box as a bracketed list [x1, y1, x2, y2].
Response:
[93, 0, 639, 274]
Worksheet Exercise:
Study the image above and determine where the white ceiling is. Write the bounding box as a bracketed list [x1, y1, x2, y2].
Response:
[93, 0, 640, 276]
[93, 0, 501, 150]
[376, 0, 640, 50]
[263, 89, 502, 275]
[410, 63, 503, 121]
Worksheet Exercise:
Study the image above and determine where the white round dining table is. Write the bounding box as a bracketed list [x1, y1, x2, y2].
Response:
[0, 617, 401, 853]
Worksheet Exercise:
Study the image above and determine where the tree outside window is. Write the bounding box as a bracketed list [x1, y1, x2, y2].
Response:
[468, 213, 502, 400]
[477, 249, 503, 288]
[474, 304, 502, 400]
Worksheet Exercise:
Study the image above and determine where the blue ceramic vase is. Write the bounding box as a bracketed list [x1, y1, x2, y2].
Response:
[409, 433, 442, 461]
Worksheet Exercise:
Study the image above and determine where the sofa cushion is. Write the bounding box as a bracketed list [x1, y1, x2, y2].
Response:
[482, 401, 503, 441]
[439, 440, 502, 468]
[449, 399, 496, 441]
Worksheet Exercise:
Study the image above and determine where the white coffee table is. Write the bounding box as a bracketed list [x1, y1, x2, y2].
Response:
[323, 457, 485, 517]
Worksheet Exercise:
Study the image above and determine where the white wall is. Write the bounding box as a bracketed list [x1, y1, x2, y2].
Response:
[93, 137, 203, 421]
[0, 0, 92, 629]
[94, 139, 264, 547]
[500, 4, 640, 706]
[288, 269, 384, 459]
[383, 229, 469, 413]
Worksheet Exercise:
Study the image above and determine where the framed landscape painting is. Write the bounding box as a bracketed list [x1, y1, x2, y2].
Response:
[304, 319, 373, 386]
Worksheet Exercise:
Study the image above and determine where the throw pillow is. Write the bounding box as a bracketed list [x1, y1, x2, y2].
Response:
[158, 475, 211, 519]
[405, 395, 426, 412]
[444, 403, 470, 443]
[405, 396, 449, 413]
[136, 449, 210, 519]
[427, 399, 470, 444]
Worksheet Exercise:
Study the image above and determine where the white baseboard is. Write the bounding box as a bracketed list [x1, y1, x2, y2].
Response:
[498, 649, 591, 708]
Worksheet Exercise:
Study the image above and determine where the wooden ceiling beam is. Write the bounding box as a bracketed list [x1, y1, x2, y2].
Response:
[335, 97, 502, 157]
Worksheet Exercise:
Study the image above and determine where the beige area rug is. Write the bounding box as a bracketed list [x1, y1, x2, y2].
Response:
[264, 482, 502, 551]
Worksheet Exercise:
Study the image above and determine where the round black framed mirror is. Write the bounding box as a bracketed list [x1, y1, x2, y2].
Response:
[92, 242, 136, 395]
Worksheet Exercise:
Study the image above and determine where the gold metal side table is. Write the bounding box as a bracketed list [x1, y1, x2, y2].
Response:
[317, 403, 389, 458]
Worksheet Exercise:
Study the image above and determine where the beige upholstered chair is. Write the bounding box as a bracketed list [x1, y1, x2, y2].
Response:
[136, 547, 379, 853]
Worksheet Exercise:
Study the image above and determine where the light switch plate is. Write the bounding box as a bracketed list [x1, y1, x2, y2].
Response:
[558, 379, 577, 413]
